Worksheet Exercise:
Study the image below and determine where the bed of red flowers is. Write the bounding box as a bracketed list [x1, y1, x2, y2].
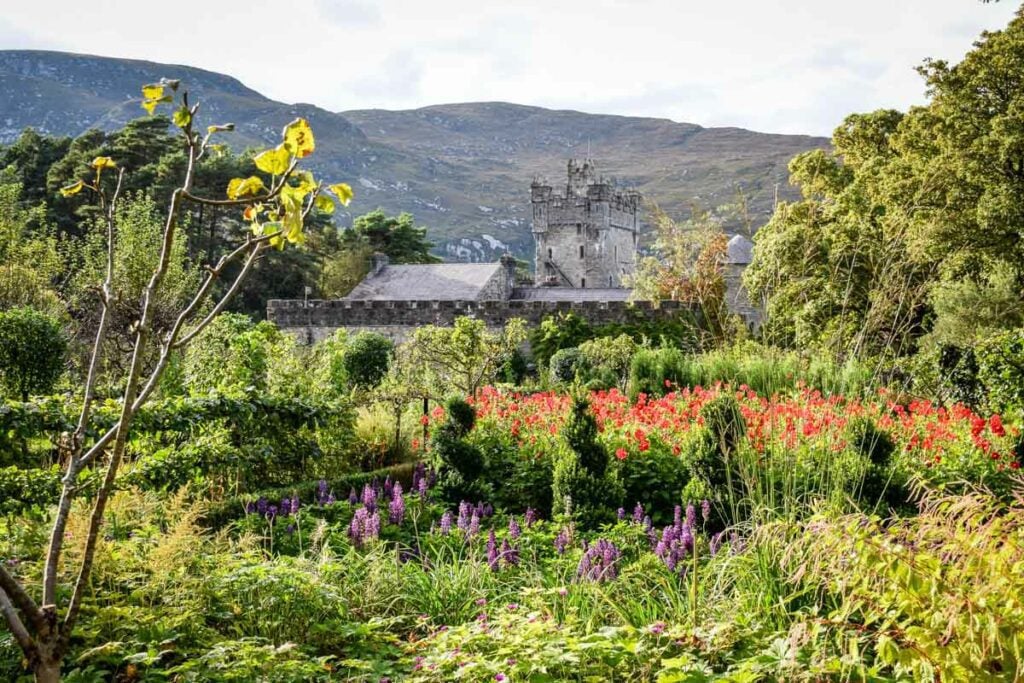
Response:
[459, 383, 1021, 494]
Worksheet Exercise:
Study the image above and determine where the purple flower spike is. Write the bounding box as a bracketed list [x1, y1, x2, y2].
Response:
[576, 538, 620, 582]
[439, 510, 453, 535]
[468, 513, 481, 537]
[554, 527, 569, 555]
[389, 482, 406, 524]
[685, 503, 696, 529]
[701, 499, 711, 523]
[508, 517, 521, 539]
[617, 507, 626, 520]
[348, 487, 358, 505]
[487, 530, 499, 570]
[632, 503, 644, 523]
[524, 508, 537, 528]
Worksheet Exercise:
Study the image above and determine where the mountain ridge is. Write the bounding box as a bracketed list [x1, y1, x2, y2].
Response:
[0, 49, 830, 260]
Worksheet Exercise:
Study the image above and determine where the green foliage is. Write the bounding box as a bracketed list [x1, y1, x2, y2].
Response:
[341, 209, 440, 264]
[0, 306, 67, 400]
[619, 450, 690, 525]
[431, 398, 489, 503]
[0, 464, 61, 515]
[747, 12, 1024, 363]
[578, 334, 638, 390]
[548, 346, 587, 385]
[976, 327, 1024, 420]
[407, 317, 527, 397]
[552, 396, 623, 528]
[344, 332, 394, 389]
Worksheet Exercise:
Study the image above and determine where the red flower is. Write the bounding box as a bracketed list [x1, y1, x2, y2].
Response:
[615, 448, 627, 460]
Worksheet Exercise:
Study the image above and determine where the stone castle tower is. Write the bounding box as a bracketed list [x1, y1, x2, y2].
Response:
[530, 159, 641, 288]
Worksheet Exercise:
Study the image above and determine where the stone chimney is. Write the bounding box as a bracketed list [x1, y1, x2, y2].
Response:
[370, 252, 389, 276]
[500, 253, 517, 295]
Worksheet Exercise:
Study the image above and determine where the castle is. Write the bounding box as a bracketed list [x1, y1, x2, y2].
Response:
[531, 159, 640, 289]
[267, 160, 755, 342]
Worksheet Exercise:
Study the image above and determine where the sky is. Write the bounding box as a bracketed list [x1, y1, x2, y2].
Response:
[0, 1, 1019, 136]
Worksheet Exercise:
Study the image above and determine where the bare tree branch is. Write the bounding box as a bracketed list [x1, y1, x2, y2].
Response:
[0, 588, 35, 657]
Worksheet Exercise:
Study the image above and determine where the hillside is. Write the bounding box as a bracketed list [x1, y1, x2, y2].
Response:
[0, 50, 829, 260]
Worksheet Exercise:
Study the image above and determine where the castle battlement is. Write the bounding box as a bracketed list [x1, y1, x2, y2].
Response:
[531, 159, 640, 288]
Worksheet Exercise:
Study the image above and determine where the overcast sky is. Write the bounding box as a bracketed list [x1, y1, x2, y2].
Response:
[0, 1, 1018, 136]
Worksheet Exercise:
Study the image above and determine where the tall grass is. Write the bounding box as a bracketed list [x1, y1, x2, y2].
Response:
[629, 343, 873, 399]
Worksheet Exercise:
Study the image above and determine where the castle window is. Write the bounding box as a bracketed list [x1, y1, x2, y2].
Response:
[576, 223, 582, 235]
[609, 275, 613, 286]
[547, 247, 552, 260]
[581, 278, 586, 288]
[579, 245, 585, 259]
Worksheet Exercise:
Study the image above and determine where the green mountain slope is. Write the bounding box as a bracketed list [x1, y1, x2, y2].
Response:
[0, 50, 828, 260]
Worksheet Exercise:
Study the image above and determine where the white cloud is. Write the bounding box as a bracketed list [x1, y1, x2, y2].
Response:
[0, 0, 1018, 136]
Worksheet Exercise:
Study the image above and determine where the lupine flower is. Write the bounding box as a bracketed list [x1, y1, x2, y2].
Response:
[468, 513, 481, 537]
[439, 511, 453, 535]
[417, 477, 429, 499]
[508, 517, 521, 539]
[361, 484, 377, 511]
[349, 507, 380, 547]
[617, 507, 626, 520]
[457, 501, 472, 531]
[383, 476, 394, 500]
[577, 538, 620, 582]
[632, 502, 644, 523]
[673, 505, 682, 530]
[554, 527, 569, 554]
[487, 530, 499, 570]
[389, 483, 405, 524]
[701, 499, 711, 524]
[316, 479, 329, 505]
[709, 531, 724, 556]
[348, 488, 358, 505]
[501, 539, 519, 567]
[256, 497, 268, 515]
[525, 508, 537, 528]
[685, 503, 696, 529]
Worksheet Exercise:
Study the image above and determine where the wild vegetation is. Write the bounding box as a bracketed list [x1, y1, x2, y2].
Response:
[3, 7, 1024, 683]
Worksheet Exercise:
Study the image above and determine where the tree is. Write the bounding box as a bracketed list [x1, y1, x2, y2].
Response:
[0, 177, 66, 317]
[405, 317, 527, 398]
[629, 204, 731, 345]
[344, 331, 394, 389]
[746, 9, 1024, 363]
[341, 209, 440, 263]
[0, 79, 353, 682]
[0, 307, 67, 401]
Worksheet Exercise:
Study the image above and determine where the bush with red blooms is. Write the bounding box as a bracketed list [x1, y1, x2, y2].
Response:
[460, 383, 1022, 518]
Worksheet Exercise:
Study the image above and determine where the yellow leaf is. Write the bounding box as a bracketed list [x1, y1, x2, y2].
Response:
[282, 118, 315, 158]
[207, 123, 235, 134]
[253, 145, 291, 176]
[59, 180, 85, 197]
[328, 183, 353, 207]
[314, 194, 335, 214]
[142, 84, 165, 100]
[91, 157, 117, 170]
[172, 106, 191, 129]
[226, 176, 267, 200]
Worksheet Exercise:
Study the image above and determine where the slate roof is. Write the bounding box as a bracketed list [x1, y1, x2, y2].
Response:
[511, 287, 632, 302]
[345, 263, 504, 301]
[725, 234, 753, 264]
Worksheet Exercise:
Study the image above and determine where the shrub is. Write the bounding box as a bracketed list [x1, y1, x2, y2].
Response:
[552, 396, 623, 528]
[549, 347, 588, 385]
[431, 398, 489, 503]
[977, 328, 1024, 420]
[0, 306, 67, 400]
[619, 449, 689, 525]
[344, 332, 394, 389]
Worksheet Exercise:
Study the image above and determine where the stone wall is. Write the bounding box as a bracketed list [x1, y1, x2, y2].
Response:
[268, 298, 696, 345]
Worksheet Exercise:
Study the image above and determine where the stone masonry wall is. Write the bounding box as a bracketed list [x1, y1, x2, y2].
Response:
[268, 298, 696, 345]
